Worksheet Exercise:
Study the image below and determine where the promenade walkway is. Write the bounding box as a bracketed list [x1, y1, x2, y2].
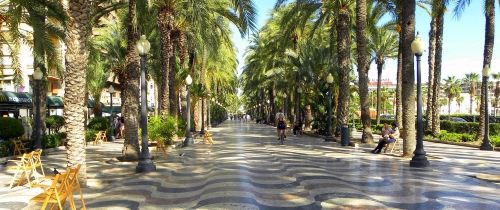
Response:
[0, 120, 499, 209]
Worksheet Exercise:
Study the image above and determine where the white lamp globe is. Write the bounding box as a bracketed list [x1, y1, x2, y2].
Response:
[185, 74, 193, 85]
[326, 73, 334, 84]
[33, 68, 43, 80]
[482, 65, 491, 77]
[411, 33, 424, 56]
[136, 35, 151, 55]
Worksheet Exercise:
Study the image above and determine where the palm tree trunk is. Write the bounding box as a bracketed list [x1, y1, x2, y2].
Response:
[448, 98, 451, 117]
[64, 0, 91, 184]
[120, 0, 141, 161]
[477, 0, 495, 141]
[158, 6, 174, 114]
[356, 0, 373, 143]
[376, 62, 383, 125]
[401, 0, 416, 158]
[335, 6, 352, 135]
[396, 34, 403, 129]
[426, 16, 437, 132]
[193, 98, 200, 131]
[470, 93, 474, 115]
[431, 6, 445, 137]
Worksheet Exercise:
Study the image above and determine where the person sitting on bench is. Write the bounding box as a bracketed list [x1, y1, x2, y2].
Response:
[372, 123, 399, 154]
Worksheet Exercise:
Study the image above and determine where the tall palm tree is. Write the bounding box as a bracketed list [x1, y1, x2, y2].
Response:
[455, 0, 496, 142]
[444, 76, 462, 117]
[7, 0, 66, 148]
[370, 27, 398, 125]
[64, 0, 92, 183]
[356, 0, 376, 143]
[494, 73, 500, 116]
[456, 95, 464, 113]
[400, 0, 416, 157]
[463, 73, 480, 115]
[429, 0, 448, 137]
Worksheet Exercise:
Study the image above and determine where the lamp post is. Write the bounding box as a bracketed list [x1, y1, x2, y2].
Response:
[108, 85, 115, 142]
[183, 74, 194, 147]
[266, 99, 270, 124]
[33, 68, 43, 149]
[410, 33, 429, 168]
[135, 35, 156, 173]
[480, 65, 494, 150]
[325, 73, 335, 142]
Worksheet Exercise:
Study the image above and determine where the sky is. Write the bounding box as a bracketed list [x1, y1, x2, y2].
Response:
[231, 1, 500, 84]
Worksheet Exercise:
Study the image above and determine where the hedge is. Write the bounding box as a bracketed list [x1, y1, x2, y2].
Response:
[88, 117, 110, 131]
[46, 115, 65, 133]
[43, 132, 67, 148]
[440, 120, 500, 136]
[0, 117, 25, 140]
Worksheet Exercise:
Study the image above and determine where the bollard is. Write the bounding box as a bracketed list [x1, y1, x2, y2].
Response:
[341, 124, 350, 146]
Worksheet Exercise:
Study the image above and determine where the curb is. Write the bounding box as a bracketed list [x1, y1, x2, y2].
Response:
[424, 139, 499, 151]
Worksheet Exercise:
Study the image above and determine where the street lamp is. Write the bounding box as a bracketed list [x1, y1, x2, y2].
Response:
[410, 33, 429, 168]
[283, 93, 287, 119]
[135, 35, 156, 173]
[183, 74, 193, 147]
[480, 65, 493, 150]
[325, 73, 335, 142]
[108, 85, 115, 142]
[33, 68, 43, 150]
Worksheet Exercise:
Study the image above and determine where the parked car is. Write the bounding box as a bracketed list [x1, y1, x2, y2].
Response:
[449, 117, 467, 122]
[380, 114, 395, 120]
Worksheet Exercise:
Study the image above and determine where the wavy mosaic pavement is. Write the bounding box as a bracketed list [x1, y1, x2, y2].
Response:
[1, 121, 499, 209]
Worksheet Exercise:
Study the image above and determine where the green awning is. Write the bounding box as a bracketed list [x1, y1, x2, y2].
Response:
[102, 106, 121, 113]
[47, 96, 64, 108]
[0, 91, 32, 106]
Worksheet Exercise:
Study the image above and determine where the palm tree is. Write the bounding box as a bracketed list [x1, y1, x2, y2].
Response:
[444, 76, 462, 117]
[7, 0, 66, 148]
[64, 0, 92, 183]
[355, 0, 374, 143]
[370, 27, 398, 125]
[400, 0, 417, 157]
[455, 0, 496, 142]
[494, 73, 500, 116]
[463, 73, 480, 116]
[430, 0, 448, 137]
[456, 95, 464, 113]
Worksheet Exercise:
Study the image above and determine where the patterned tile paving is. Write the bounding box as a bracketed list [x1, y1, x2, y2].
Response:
[0, 121, 499, 210]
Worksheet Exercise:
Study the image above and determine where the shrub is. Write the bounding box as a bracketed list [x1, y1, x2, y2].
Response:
[0, 117, 25, 140]
[43, 132, 66, 148]
[149, 114, 180, 146]
[0, 140, 13, 157]
[491, 136, 500, 147]
[440, 120, 499, 136]
[45, 115, 65, 133]
[88, 117, 110, 131]
[85, 130, 98, 142]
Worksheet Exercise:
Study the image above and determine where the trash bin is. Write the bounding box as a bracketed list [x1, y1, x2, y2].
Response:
[341, 124, 349, 146]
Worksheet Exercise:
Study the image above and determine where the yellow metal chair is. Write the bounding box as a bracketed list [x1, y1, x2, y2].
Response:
[9, 152, 35, 188]
[30, 171, 71, 210]
[203, 131, 213, 145]
[155, 141, 168, 159]
[13, 139, 28, 156]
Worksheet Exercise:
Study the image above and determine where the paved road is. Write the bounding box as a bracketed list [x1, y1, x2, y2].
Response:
[1, 120, 499, 209]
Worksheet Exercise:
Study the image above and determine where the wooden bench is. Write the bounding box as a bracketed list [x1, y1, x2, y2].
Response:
[13, 139, 28, 156]
[93, 131, 107, 145]
[203, 131, 213, 145]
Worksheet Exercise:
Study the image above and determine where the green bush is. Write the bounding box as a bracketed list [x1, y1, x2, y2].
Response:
[0, 140, 13, 157]
[440, 121, 500, 136]
[46, 115, 65, 133]
[88, 117, 110, 131]
[491, 136, 500, 147]
[85, 130, 98, 142]
[149, 114, 181, 146]
[43, 132, 67, 148]
[0, 117, 25, 140]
